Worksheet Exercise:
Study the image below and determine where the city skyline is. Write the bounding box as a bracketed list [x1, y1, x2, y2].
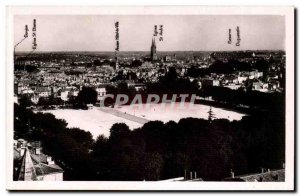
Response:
[14, 15, 285, 52]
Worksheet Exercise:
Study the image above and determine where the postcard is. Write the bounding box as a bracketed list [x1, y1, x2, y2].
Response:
[6, 6, 294, 191]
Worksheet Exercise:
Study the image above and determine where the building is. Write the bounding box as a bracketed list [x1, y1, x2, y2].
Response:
[86, 103, 94, 109]
[159, 170, 203, 182]
[252, 81, 269, 92]
[150, 37, 158, 61]
[128, 83, 146, 92]
[223, 84, 242, 90]
[59, 90, 70, 101]
[96, 85, 107, 100]
[223, 168, 285, 182]
[200, 78, 220, 88]
[249, 70, 263, 79]
[30, 94, 40, 104]
[36, 87, 51, 98]
[114, 56, 119, 70]
[14, 140, 64, 181]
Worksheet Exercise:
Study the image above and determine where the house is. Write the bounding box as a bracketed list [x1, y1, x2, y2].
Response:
[59, 90, 70, 101]
[14, 140, 64, 181]
[249, 70, 263, 79]
[237, 75, 248, 84]
[86, 104, 93, 109]
[15, 84, 26, 95]
[252, 81, 269, 92]
[96, 85, 107, 100]
[268, 79, 280, 90]
[128, 83, 146, 92]
[224, 84, 241, 90]
[69, 88, 79, 97]
[200, 78, 220, 88]
[223, 74, 238, 85]
[96, 86, 107, 101]
[36, 87, 51, 98]
[21, 88, 35, 96]
[30, 94, 40, 104]
[223, 168, 285, 182]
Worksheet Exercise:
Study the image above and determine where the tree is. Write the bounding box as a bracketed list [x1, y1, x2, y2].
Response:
[68, 128, 94, 149]
[254, 59, 269, 72]
[144, 152, 163, 181]
[127, 72, 137, 81]
[117, 82, 129, 94]
[25, 65, 38, 73]
[14, 92, 285, 181]
[208, 106, 215, 123]
[93, 135, 108, 157]
[209, 60, 234, 74]
[76, 87, 98, 107]
[109, 123, 131, 139]
[18, 96, 33, 108]
[130, 60, 142, 67]
[93, 59, 101, 66]
[159, 67, 178, 86]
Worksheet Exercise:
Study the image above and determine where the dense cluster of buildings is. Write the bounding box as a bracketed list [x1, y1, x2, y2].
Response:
[14, 38, 285, 107]
[204, 51, 285, 92]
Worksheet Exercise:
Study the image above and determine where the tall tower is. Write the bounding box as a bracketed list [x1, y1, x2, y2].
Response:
[114, 51, 119, 70]
[115, 56, 119, 70]
[150, 37, 157, 61]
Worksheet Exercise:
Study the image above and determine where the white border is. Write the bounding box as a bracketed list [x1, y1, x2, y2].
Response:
[6, 6, 294, 191]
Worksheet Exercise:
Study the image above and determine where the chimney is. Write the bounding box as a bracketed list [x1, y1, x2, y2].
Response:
[190, 172, 193, 180]
[261, 168, 264, 173]
[184, 169, 187, 180]
[35, 148, 40, 155]
[194, 172, 197, 179]
[17, 142, 22, 149]
[20, 147, 25, 157]
[230, 169, 234, 179]
[46, 156, 54, 165]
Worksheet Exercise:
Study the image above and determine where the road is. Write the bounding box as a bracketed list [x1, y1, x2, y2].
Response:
[97, 107, 149, 125]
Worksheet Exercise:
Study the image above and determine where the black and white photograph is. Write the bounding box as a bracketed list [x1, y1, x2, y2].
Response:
[6, 6, 294, 191]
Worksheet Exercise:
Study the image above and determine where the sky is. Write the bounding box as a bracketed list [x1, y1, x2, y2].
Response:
[14, 15, 285, 52]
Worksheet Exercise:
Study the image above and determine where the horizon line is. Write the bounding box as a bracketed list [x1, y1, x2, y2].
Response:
[15, 49, 285, 53]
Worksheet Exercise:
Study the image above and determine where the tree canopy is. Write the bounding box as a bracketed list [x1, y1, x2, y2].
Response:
[75, 87, 98, 108]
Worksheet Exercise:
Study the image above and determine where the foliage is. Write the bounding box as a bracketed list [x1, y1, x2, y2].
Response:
[199, 86, 284, 111]
[75, 87, 98, 107]
[14, 98, 285, 181]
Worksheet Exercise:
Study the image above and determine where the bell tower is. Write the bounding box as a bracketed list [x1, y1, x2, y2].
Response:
[150, 37, 157, 61]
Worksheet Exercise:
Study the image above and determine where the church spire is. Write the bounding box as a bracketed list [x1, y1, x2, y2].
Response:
[152, 37, 156, 47]
[150, 37, 157, 61]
